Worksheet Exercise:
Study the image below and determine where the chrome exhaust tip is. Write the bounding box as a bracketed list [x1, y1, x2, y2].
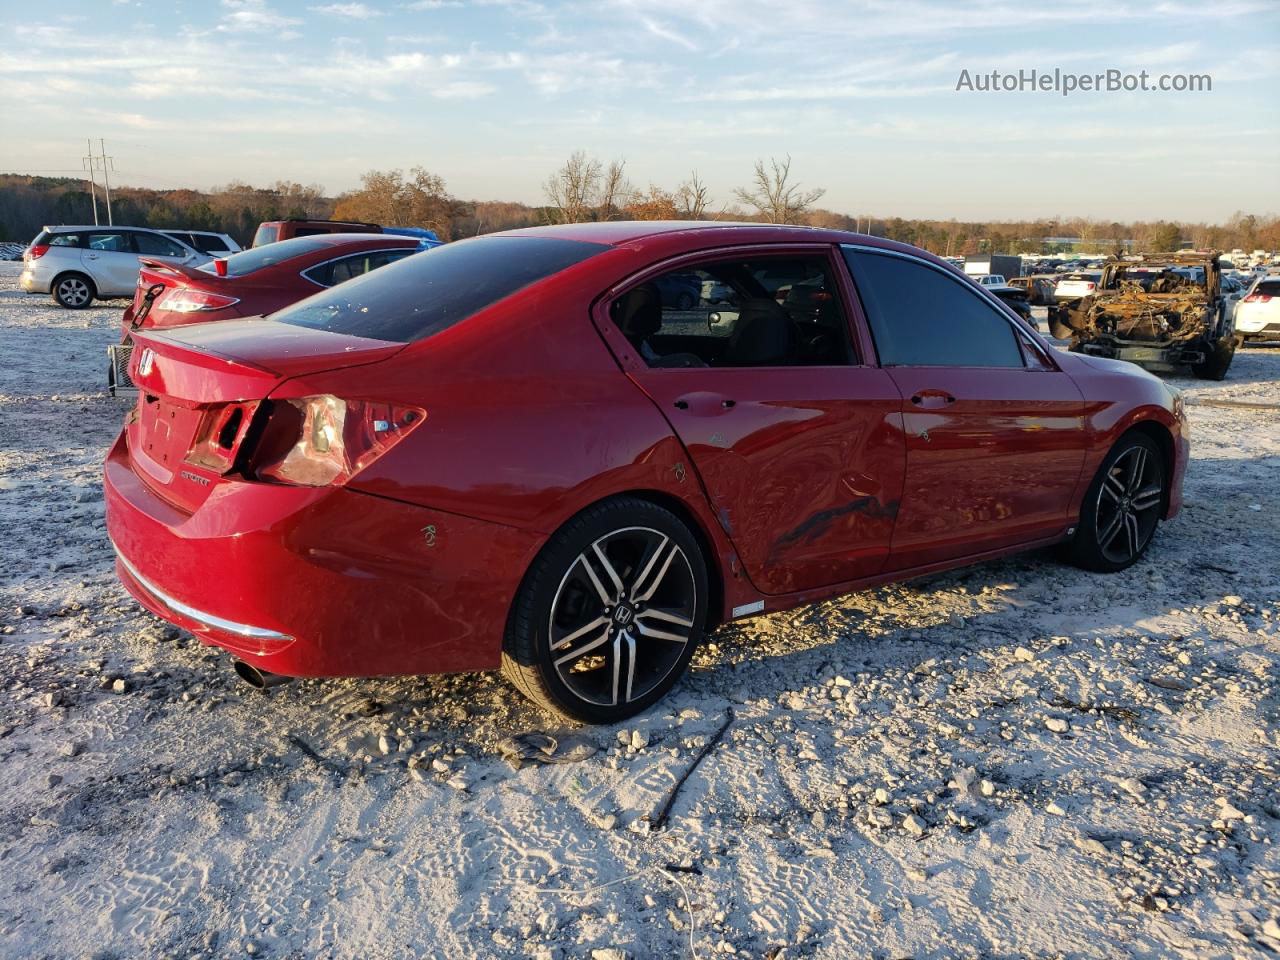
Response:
[233, 659, 293, 690]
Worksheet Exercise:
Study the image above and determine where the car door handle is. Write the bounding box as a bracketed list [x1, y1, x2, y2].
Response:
[911, 390, 956, 408]
[85, 253, 99, 260]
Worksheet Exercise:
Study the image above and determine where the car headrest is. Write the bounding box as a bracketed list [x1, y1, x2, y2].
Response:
[613, 284, 662, 340]
[728, 297, 792, 365]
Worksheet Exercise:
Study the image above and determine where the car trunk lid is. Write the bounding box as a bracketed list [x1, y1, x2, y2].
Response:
[126, 320, 406, 512]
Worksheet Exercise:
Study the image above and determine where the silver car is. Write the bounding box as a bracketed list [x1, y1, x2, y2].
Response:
[20, 225, 211, 308]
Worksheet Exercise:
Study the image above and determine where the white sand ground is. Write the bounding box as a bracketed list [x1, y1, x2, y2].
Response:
[0, 260, 1277, 959]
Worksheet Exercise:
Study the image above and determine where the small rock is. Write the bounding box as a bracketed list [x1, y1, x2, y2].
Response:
[1045, 717, 1070, 734]
[431, 757, 452, 773]
[1223, 595, 1243, 607]
[873, 787, 891, 805]
[446, 776, 470, 792]
[631, 729, 649, 750]
[1046, 800, 1068, 816]
[244, 942, 259, 956]
[902, 814, 927, 837]
[47, 774, 63, 787]
[1215, 797, 1246, 819]
[1014, 646, 1035, 662]
[906, 867, 929, 882]
[1119, 777, 1147, 797]
[868, 808, 894, 829]
[979, 779, 996, 798]
[112, 679, 128, 694]
[590, 949, 628, 960]
[378, 734, 393, 755]
[59, 741, 85, 758]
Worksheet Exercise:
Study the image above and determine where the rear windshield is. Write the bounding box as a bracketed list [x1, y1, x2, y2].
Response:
[272, 236, 609, 343]
[1257, 280, 1280, 295]
[212, 236, 338, 277]
[252, 224, 279, 247]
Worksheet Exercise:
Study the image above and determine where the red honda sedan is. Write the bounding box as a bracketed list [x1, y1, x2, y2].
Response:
[104, 222, 1189, 722]
[108, 234, 421, 394]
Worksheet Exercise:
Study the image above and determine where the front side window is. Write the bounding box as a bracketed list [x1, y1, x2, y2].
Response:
[134, 232, 187, 257]
[610, 254, 856, 369]
[843, 248, 1023, 368]
[86, 232, 130, 252]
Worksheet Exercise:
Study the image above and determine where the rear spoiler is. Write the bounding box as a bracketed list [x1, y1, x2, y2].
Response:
[138, 257, 224, 284]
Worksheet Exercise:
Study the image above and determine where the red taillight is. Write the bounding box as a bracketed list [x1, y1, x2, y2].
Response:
[252, 396, 425, 486]
[1244, 293, 1272, 303]
[26, 244, 49, 261]
[157, 288, 240, 313]
[1085, 282, 1096, 290]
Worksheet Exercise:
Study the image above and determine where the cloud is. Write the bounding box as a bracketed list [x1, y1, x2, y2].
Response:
[217, 0, 301, 34]
[311, 2, 384, 16]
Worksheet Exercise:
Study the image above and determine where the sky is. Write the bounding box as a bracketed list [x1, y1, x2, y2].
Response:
[0, 0, 1277, 222]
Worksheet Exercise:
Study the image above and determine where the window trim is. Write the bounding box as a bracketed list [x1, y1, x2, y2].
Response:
[840, 243, 1061, 371]
[299, 247, 420, 288]
[594, 242, 869, 373]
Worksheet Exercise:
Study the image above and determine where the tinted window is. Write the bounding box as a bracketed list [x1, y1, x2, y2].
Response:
[86, 232, 130, 252]
[843, 248, 1023, 368]
[190, 234, 233, 254]
[215, 236, 337, 277]
[274, 236, 608, 343]
[252, 224, 279, 247]
[303, 249, 416, 287]
[134, 232, 187, 257]
[610, 255, 855, 368]
[1256, 280, 1280, 295]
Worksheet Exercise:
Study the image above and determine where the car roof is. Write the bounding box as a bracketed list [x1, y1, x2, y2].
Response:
[43, 224, 167, 232]
[499, 220, 856, 247]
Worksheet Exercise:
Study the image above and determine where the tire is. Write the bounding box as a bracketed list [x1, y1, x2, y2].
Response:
[1067, 432, 1166, 573]
[52, 273, 95, 309]
[1192, 337, 1236, 381]
[501, 497, 709, 723]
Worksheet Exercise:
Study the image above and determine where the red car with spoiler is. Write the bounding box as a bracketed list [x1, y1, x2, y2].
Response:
[105, 222, 1188, 723]
[107, 234, 420, 395]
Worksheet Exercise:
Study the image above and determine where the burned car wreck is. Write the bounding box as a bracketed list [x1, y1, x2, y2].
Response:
[1050, 252, 1238, 380]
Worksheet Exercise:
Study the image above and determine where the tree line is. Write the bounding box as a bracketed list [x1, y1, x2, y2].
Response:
[1, 159, 1276, 256]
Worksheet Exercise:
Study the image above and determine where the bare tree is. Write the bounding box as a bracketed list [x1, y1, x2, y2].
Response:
[543, 151, 603, 224]
[676, 171, 710, 219]
[734, 155, 825, 224]
[598, 160, 632, 221]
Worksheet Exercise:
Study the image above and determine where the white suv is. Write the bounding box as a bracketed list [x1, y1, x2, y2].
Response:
[20, 225, 211, 308]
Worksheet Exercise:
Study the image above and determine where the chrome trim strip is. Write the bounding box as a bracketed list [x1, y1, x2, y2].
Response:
[732, 600, 765, 618]
[114, 546, 291, 642]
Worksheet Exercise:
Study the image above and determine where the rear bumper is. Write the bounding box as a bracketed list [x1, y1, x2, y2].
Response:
[19, 268, 47, 294]
[103, 431, 544, 678]
[1081, 340, 1209, 368]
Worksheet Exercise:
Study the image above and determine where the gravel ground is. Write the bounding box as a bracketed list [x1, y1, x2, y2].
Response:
[0, 260, 1278, 960]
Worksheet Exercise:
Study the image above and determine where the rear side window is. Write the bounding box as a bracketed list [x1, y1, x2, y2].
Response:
[217, 236, 338, 277]
[843, 248, 1023, 368]
[134, 232, 187, 257]
[190, 234, 233, 254]
[274, 236, 608, 342]
[43, 232, 82, 247]
[303, 249, 416, 287]
[252, 224, 279, 247]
